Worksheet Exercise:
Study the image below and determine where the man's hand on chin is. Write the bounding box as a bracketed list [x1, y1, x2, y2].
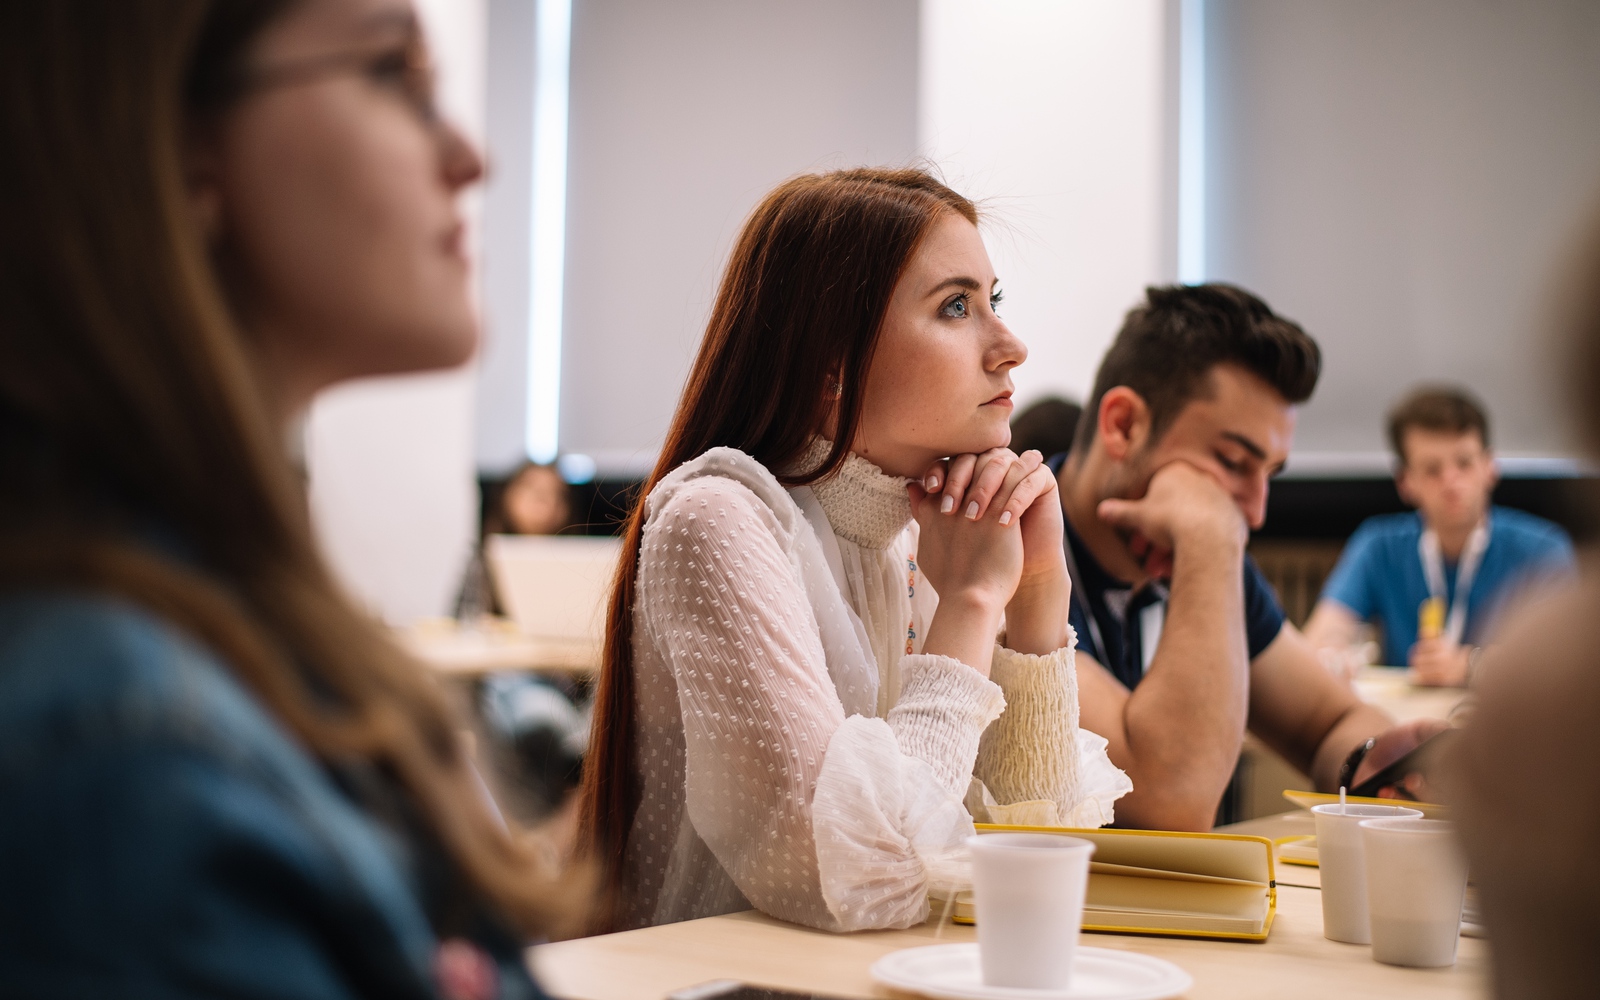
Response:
[1097, 460, 1247, 574]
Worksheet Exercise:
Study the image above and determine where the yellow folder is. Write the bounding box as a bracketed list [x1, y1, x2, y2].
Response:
[944, 824, 1278, 942]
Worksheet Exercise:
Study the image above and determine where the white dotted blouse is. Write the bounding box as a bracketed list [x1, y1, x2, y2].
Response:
[619, 441, 1130, 932]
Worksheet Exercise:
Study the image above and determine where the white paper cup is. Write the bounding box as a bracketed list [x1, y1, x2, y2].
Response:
[1360, 818, 1469, 967]
[967, 833, 1095, 989]
[1312, 803, 1423, 943]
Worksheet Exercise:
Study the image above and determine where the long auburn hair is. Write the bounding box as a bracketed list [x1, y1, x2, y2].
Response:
[578, 167, 978, 924]
[0, 1, 583, 936]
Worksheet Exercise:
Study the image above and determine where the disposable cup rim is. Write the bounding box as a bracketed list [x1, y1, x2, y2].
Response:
[966, 833, 1097, 854]
[1311, 803, 1425, 819]
[1359, 817, 1453, 835]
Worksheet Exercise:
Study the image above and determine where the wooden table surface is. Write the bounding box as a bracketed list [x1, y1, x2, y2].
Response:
[521, 654, 1480, 997]
[533, 674, 1483, 999]
[532, 822, 1485, 1000]
[397, 618, 599, 677]
[1351, 667, 1469, 724]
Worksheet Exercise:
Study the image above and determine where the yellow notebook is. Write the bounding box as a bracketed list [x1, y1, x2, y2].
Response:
[1275, 834, 1319, 867]
[942, 824, 1277, 942]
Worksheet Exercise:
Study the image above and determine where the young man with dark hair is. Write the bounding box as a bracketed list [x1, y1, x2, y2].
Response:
[1054, 283, 1428, 831]
[1305, 386, 1575, 685]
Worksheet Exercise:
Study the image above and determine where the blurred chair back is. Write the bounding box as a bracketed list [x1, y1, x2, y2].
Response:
[1248, 539, 1345, 628]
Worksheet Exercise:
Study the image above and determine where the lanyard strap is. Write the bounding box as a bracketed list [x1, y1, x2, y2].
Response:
[1418, 517, 1491, 645]
[1138, 598, 1166, 675]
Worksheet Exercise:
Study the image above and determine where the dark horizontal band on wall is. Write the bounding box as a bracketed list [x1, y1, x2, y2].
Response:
[478, 474, 1600, 545]
[1258, 476, 1600, 542]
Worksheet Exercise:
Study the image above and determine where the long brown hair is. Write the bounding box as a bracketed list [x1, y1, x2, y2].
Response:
[0, 1, 583, 936]
[579, 167, 977, 923]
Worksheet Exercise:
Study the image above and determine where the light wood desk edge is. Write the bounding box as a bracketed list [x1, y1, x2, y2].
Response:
[531, 876, 1485, 1000]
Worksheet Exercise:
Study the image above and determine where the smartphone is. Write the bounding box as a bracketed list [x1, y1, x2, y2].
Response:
[666, 981, 858, 1000]
[1349, 728, 1457, 800]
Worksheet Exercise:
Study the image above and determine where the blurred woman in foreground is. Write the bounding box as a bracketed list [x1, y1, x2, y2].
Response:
[1450, 197, 1600, 999]
[0, 1, 579, 994]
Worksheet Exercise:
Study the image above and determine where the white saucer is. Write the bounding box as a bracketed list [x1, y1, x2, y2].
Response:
[870, 943, 1192, 1000]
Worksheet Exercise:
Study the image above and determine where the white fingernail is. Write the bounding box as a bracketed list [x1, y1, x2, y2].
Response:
[965, 501, 980, 520]
[940, 494, 955, 514]
[999, 511, 1012, 526]
[925, 474, 940, 491]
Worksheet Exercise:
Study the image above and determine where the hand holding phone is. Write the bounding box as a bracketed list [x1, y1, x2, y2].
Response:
[1349, 727, 1457, 800]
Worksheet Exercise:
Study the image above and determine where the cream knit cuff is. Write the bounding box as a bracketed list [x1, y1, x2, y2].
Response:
[977, 636, 1080, 808]
[886, 653, 1006, 798]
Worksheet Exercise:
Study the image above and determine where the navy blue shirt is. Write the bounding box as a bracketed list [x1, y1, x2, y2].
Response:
[1065, 522, 1287, 690]
[1321, 506, 1576, 665]
[1051, 455, 1286, 690]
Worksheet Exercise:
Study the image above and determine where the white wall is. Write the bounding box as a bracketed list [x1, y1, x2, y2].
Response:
[557, 0, 920, 476]
[464, 0, 1600, 485]
[474, 0, 537, 474]
[306, 372, 479, 623]
[304, 0, 487, 624]
[304, 0, 1600, 621]
[517, 0, 1173, 474]
[1205, 0, 1600, 466]
[919, 0, 1174, 412]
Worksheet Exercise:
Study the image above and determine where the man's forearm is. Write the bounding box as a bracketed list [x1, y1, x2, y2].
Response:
[1304, 600, 1359, 649]
[1309, 702, 1394, 791]
[1117, 538, 1251, 829]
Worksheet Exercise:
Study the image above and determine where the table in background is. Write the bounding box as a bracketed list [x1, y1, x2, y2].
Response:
[1351, 666, 1469, 723]
[532, 859, 1484, 1000]
[397, 618, 599, 677]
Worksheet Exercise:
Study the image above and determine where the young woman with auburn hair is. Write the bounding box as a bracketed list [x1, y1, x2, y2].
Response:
[581, 168, 1130, 932]
[0, 0, 579, 994]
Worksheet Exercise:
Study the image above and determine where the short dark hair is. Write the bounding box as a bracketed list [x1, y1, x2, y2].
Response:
[1072, 283, 1322, 453]
[1386, 386, 1491, 465]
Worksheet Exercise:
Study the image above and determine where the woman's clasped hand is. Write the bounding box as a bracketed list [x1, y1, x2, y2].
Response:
[912, 447, 1073, 665]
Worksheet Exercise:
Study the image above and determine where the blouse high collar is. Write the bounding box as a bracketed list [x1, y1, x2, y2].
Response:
[797, 438, 913, 550]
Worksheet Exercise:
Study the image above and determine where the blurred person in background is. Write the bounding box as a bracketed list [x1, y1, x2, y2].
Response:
[500, 462, 575, 537]
[456, 462, 587, 824]
[456, 462, 575, 618]
[0, 1, 583, 994]
[1449, 198, 1600, 1000]
[1305, 387, 1575, 685]
[1009, 395, 1082, 462]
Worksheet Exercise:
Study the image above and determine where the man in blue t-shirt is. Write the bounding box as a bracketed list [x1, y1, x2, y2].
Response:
[1305, 387, 1576, 685]
[1052, 284, 1432, 832]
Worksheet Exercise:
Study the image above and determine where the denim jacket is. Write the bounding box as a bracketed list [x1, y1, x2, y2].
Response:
[0, 592, 549, 1000]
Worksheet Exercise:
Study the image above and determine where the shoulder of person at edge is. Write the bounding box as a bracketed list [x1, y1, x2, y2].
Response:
[0, 591, 541, 999]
